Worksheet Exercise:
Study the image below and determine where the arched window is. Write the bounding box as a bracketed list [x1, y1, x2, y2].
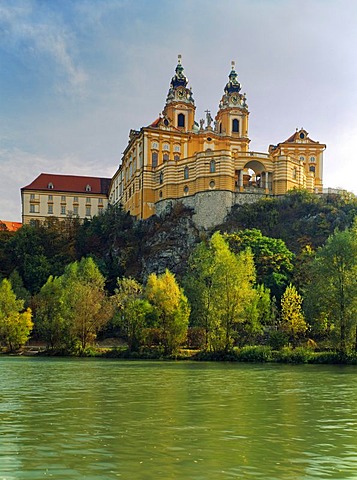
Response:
[174, 154, 180, 162]
[178, 113, 185, 128]
[48, 182, 54, 189]
[219, 123, 222, 134]
[85, 184, 91, 192]
[232, 119, 239, 133]
[163, 153, 169, 162]
[184, 166, 189, 180]
[210, 160, 216, 173]
[309, 165, 316, 174]
[152, 152, 158, 168]
[159, 172, 163, 184]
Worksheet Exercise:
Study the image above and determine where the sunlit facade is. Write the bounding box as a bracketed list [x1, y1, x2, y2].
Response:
[110, 57, 325, 220]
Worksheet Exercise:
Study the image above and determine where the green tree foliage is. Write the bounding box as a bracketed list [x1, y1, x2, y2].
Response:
[33, 276, 68, 350]
[6, 219, 79, 293]
[0, 279, 33, 351]
[209, 232, 258, 352]
[183, 240, 215, 347]
[225, 229, 294, 298]
[280, 284, 307, 346]
[305, 227, 357, 354]
[76, 205, 138, 292]
[145, 269, 189, 355]
[60, 257, 113, 351]
[185, 232, 264, 352]
[113, 277, 152, 351]
[221, 190, 357, 254]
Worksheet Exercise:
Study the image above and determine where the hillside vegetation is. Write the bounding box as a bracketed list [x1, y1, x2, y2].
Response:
[1, 190, 357, 360]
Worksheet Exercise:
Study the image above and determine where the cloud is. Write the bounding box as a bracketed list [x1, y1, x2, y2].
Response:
[0, 1, 87, 95]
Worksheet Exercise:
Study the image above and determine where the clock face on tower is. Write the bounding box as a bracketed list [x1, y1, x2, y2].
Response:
[177, 88, 186, 99]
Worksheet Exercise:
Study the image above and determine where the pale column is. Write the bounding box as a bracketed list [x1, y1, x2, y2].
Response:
[239, 170, 244, 192]
[265, 171, 269, 192]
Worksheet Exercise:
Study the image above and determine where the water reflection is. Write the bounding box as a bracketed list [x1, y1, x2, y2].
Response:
[0, 359, 356, 479]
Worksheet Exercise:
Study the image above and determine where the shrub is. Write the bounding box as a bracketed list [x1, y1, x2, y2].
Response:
[267, 330, 289, 350]
[237, 345, 273, 362]
[275, 346, 313, 363]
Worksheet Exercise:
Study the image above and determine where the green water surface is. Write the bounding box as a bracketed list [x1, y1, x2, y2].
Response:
[0, 358, 356, 479]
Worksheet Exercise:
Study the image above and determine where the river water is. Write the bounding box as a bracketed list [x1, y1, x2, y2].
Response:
[0, 358, 356, 479]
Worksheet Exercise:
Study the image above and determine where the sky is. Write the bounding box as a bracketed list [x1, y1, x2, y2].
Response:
[1, 0, 357, 222]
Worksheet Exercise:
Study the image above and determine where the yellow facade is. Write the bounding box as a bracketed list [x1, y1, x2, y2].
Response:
[109, 58, 325, 220]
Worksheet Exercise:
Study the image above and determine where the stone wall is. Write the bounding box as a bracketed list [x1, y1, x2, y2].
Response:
[155, 189, 273, 229]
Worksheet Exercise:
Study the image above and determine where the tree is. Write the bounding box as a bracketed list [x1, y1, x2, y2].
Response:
[305, 227, 357, 354]
[280, 284, 307, 346]
[113, 277, 152, 351]
[145, 269, 189, 355]
[185, 232, 262, 352]
[183, 240, 215, 348]
[209, 232, 258, 352]
[33, 275, 68, 350]
[0, 279, 33, 352]
[61, 257, 113, 351]
[225, 229, 294, 299]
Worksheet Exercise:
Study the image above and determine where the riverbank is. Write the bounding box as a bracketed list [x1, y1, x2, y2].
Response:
[12, 344, 357, 365]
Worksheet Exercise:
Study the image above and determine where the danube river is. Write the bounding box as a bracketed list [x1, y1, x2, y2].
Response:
[0, 358, 356, 479]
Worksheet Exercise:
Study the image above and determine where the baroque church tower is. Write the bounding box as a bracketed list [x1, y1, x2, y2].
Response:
[109, 57, 325, 228]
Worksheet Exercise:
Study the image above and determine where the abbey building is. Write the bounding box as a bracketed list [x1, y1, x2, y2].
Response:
[21, 57, 326, 228]
[109, 57, 325, 228]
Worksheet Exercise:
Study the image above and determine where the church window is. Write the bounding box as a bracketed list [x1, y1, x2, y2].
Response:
[232, 119, 239, 133]
[174, 145, 181, 152]
[163, 153, 169, 162]
[159, 172, 163, 184]
[310, 156, 316, 162]
[219, 123, 222, 134]
[164, 118, 169, 126]
[151, 141, 159, 149]
[174, 154, 180, 162]
[209, 181, 215, 189]
[184, 186, 189, 194]
[129, 163, 132, 177]
[292, 168, 297, 179]
[129, 187, 131, 197]
[300, 132, 305, 139]
[184, 167, 189, 179]
[210, 160, 216, 173]
[299, 156, 305, 161]
[152, 152, 158, 167]
[159, 190, 163, 198]
[309, 165, 316, 174]
[178, 113, 185, 128]
[163, 144, 170, 151]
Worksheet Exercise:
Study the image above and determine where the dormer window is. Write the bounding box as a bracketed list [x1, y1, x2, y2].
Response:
[299, 132, 305, 139]
[48, 182, 54, 189]
[86, 184, 91, 192]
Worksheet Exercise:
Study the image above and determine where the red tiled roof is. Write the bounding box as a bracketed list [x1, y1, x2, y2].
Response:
[0, 221, 22, 232]
[21, 174, 111, 195]
[149, 117, 161, 127]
